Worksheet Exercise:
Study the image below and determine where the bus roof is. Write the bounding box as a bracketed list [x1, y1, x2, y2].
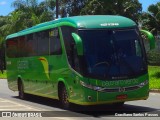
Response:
[6, 15, 136, 39]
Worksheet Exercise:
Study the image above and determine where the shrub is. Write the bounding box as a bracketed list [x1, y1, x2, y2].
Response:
[147, 50, 160, 65]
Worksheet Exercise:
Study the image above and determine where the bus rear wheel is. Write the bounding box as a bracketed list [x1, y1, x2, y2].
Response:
[59, 85, 70, 109]
[18, 81, 25, 99]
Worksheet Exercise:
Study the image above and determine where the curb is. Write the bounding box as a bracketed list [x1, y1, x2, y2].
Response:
[150, 89, 160, 93]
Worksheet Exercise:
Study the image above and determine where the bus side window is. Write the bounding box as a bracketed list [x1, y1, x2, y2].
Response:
[37, 30, 49, 55]
[26, 34, 38, 56]
[6, 38, 18, 58]
[49, 28, 62, 55]
[17, 36, 27, 57]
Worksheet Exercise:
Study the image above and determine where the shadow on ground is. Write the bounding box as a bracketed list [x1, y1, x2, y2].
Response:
[13, 94, 159, 117]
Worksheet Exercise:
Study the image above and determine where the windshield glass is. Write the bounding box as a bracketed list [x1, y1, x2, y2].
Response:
[78, 28, 147, 80]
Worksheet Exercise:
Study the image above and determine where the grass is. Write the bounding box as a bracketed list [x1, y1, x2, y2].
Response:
[0, 71, 7, 79]
[0, 67, 160, 90]
[148, 66, 160, 89]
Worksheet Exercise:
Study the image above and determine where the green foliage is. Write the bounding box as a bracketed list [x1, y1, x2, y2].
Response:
[147, 50, 160, 65]
[80, 0, 142, 23]
[0, 0, 159, 41]
[59, 0, 87, 17]
[148, 66, 160, 89]
[0, 71, 6, 79]
[140, 2, 160, 35]
[0, 0, 56, 41]
[12, 0, 55, 27]
[0, 16, 8, 43]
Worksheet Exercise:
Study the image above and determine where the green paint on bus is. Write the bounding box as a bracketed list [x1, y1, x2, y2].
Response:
[140, 30, 155, 50]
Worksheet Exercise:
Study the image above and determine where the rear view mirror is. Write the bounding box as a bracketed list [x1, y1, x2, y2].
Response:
[140, 30, 155, 50]
[72, 33, 83, 55]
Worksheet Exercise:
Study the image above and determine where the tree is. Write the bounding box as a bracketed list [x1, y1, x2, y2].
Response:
[0, 16, 8, 42]
[0, 0, 56, 42]
[140, 2, 160, 35]
[58, 0, 88, 17]
[80, 0, 142, 23]
[12, 0, 55, 27]
[0, 16, 8, 71]
[7, 11, 26, 33]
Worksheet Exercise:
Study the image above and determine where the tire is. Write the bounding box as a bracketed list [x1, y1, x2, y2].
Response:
[59, 85, 70, 109]
[18, 81, 25, 99]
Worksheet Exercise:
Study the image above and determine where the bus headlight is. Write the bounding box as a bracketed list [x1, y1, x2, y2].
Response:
[139, 80, 148, 87]
[80, 81, 102, 91]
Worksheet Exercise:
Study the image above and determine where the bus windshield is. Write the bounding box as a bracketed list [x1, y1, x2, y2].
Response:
[78, 28, 147, 80]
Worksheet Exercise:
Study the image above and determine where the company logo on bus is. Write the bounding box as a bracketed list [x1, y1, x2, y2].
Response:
[100, 23, 119, 26]
[119, 87, 125, 92]
[102, 79, 139, 87]
[38, 57, 50, 80]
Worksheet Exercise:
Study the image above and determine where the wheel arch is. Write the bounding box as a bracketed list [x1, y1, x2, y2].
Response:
[57, 78, 69, 100]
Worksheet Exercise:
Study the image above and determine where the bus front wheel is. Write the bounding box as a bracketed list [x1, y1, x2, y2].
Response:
[59, 85, 70, 109]
[18, 80, 25, 99]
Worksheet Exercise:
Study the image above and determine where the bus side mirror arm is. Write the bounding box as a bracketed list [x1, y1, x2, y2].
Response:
[72, 33, 83, 55]
[140, 30, 155, 50]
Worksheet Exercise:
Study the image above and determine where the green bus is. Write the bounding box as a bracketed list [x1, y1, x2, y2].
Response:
[5, 15, 154, 109]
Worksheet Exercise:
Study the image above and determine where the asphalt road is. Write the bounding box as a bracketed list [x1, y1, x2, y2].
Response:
[0, 79, 160, 120]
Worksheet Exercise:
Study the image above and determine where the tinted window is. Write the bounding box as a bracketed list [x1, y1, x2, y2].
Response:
[61, 26, 80, 71]
[6, 38, 18, 58]
[49, 28, 62, 55]
[61, 26, 75, 56]
[78, 29, 147, 80]
[18, 36, 28, 57]
[26, 34, 38, 56]
[6, 28, 62, 58]
[37, 30, 49, 55]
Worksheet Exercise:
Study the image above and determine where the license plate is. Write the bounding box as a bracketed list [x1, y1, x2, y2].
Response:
[116, 94, 127, 100]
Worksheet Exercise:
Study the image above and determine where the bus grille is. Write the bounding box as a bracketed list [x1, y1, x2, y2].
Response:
[98, 85, 143, 93]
